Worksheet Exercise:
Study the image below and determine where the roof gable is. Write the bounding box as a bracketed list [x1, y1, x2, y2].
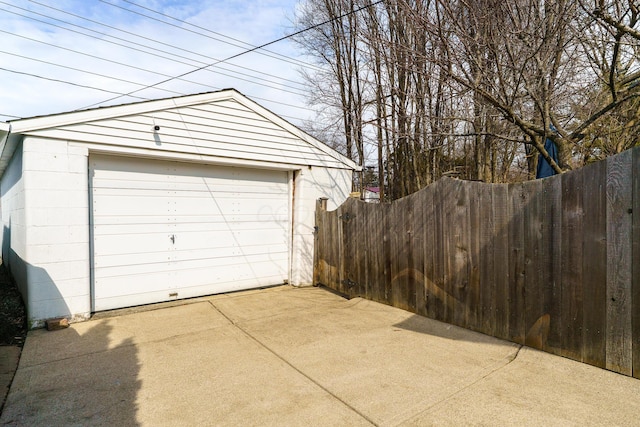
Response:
[5, 89, 357, 170]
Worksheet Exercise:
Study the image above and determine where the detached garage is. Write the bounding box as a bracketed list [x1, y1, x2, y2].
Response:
[0, 89, 356, 327]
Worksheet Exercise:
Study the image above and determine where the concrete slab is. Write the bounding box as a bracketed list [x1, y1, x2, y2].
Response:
[222, 294, 521, 426]
[0, 346, 21, 413]
[402, 346, 640, 426]
[1, 286, 639, 426]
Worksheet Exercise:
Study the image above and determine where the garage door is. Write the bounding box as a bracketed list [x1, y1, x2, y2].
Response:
[90, 155, 291, 311]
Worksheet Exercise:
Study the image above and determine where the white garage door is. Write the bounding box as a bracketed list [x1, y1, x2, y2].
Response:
[90, 155, 291, 311]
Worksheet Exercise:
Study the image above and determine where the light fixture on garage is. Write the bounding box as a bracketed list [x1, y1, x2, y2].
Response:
[152, 119, 161, 146]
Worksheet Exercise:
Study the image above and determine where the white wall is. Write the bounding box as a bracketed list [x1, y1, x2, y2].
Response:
[2, 136, 351, 326]
[1, 142, 28, 300]
[291, 166, 352, 286]
[21, 137, 91, 327]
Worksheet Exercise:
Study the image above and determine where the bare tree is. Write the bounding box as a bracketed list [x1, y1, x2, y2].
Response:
[294, 0, 368, 192]
[403, 0, 640, 173]
[294, 0, 639, 199]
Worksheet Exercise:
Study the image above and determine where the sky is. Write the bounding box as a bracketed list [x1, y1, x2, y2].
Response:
[0, 0, 317, 127]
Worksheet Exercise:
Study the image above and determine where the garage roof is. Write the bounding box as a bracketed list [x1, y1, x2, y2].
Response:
[0, 89, 358, 174]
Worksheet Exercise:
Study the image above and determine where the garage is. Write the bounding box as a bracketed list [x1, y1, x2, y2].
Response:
[91, 155, 291, 311]
[0, 89, 356, 327]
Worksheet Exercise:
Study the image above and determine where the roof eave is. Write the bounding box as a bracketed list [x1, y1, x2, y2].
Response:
[8, 89, 239, 134]
[6, 89, 359, 172]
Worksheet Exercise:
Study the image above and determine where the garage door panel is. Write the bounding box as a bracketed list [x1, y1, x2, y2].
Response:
[93, 233, 171, 256]
[169, 214, 289, 225]
[174, 229, 288, 249]
[172, 164, 288, 183]
[169, 191, 289, 202]
[93, 251, 172, 268]
[171, 219, 289, 232]
[169, 179, 288, 193]
[94, 197, 183, 216]
[92, 156, 176, 177]
[169, 196, 288, 216]
[94, 223, 173, 236]
[95, 220, 289, 236]
[92, 179, 176, 191]
[172, 277, 284, 301]
[91, 154, 291, 311]
[92, 187, 170, 198]
[94, 260, 288, 303]
[95, 290, 174, 312]
[94, 270, 170, 298]
[170, 261, 287, 286]
[94, 261, 176, 279]
[171, 245, 289, 262]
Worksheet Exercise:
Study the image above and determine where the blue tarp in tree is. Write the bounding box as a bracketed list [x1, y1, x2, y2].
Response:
[536, 132, 559, 179]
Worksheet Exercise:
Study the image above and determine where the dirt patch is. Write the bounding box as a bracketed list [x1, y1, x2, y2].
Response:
[0, 265, 26, 347]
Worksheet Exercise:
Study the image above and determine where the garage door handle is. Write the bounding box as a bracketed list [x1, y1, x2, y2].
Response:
[170, 235, 175, 244]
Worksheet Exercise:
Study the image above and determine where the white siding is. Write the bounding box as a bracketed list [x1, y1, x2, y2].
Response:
[290, 166, 352, 285]
[23, 99, 348, 169]
[2, 90, 355, 326]
[22, 137, 91, 326]
[0, 142, 27, 299]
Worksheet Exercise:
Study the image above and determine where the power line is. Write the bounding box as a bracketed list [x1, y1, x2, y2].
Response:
[3, 0, 380, 121]
[0, 65, 312, 123]
[0, 29, 203, 85]
[99, 0, 324, 72]
[2, 4, 308, 96]
[0, 67, 150, 99]
[0, 27, 315, 118]
[0, 50, 184, 95]
[23, 0, 307, 89]
[1, 28, 311, 106]
[86, 0, 385, 108]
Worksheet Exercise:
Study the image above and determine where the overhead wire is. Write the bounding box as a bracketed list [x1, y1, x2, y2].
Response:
[23, 0, 307, 89]
[2, 0, 384, 121]
[84, 0, 385, 108]
[0, 29, 211, 86]
[0, 65, 310, 123]
[99, 0, 324, 72]
[0, 67, 149, 99]
[1, 4, 308, 96]
[0, 31, 312, 122]
[0, 49, 184, 95]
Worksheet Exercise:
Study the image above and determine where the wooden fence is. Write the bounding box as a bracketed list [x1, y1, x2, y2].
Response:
[314, 147, 639, 378]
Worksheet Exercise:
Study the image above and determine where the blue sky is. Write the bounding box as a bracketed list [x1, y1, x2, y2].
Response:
[0, 0, 314, 125]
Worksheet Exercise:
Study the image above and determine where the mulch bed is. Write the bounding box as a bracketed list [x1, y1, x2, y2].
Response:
[0, 265, 26, 347]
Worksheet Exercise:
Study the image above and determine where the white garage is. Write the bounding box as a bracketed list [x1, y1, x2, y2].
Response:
[0, 89, 356, 327]
[91, 155, 292, 311]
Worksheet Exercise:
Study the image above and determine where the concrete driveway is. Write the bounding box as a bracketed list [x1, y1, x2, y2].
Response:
[1, 285, 639, 426]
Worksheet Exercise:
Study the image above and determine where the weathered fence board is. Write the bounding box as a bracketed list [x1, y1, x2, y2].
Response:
[314, 147, 639, 378]
[432, 181, 446, 323]
[524, 179, 545, 350]
[508, 183, 526, 345]
[633, 148, 640, 379]
[424, 185, 438, 320]
[538, 178, 554, 354]
[581, 160, 607, 368]
[467, 182, 482, 331]
[493, 184, 510, 341]
[561, 169, 584, 362]
[606, 150, 633, 375]
[412, 192, 426, 317]
[544, 177, 563, 355]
